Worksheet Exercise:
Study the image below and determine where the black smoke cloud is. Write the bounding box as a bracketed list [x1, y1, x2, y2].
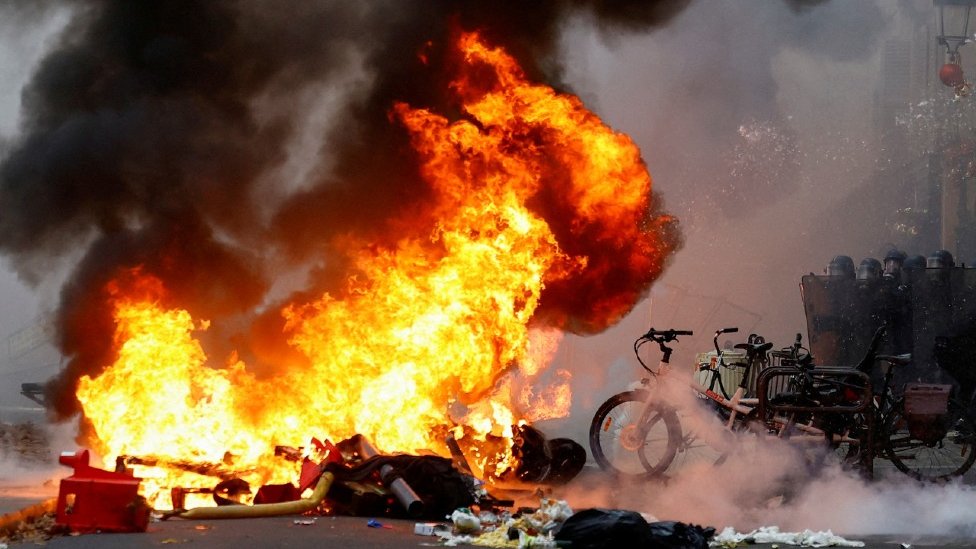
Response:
[0, 0, 695, 418]
[1, 0, 875, 419]
[268, 0, 692, 265]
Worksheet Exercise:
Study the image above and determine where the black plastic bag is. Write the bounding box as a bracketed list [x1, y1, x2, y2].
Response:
[555, 508, 714, 549]
[326, 454, 477, 519]
[647, 520, 716, 549]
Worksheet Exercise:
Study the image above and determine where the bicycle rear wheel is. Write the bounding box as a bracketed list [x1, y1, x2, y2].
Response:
[589, 390, 681, 480]
[883, 397, 976, 482]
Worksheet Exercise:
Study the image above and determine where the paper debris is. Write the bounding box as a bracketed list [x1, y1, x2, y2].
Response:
[711, 526, 864, 548]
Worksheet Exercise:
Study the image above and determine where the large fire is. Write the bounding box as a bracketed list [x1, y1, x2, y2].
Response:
[73, 31, 673, 507]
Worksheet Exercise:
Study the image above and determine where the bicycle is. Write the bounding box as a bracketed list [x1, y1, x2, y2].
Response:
[760, 333, 873, 462]
[766, 324, 976, 482]
[589, 324, 976, 482]
[588, 327, 805, 480]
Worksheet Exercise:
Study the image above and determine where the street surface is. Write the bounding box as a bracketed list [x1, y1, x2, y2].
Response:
[2, 411, 976, 548]
[3, 465, 976, 548]
[0, 511, 973, 548]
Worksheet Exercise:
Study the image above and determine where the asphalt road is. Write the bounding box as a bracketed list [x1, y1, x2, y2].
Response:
[25, 514, 450, 549]
[1, 511, 973, 548]
[2, 459, 976, 547]
[1, 479, 975, 548]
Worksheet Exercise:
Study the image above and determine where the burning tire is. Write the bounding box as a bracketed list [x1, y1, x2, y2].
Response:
[510, 425, 586, 485]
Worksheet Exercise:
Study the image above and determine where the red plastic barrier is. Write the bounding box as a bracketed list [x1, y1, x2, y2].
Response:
[55, 449, 150, 533]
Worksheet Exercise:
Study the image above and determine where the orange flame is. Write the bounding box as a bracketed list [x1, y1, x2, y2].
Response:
[74, 31, 673, 507]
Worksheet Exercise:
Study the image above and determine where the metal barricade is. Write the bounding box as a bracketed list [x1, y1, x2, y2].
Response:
[756, 366, 875, 478]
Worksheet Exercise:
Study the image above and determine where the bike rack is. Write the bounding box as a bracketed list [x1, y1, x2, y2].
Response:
[756, 366, 875, 478]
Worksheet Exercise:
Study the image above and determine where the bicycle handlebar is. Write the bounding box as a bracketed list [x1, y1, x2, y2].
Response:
[712, 327, 739, 356]
[635, 328, 692, 374]
[640, 328, 693, 342]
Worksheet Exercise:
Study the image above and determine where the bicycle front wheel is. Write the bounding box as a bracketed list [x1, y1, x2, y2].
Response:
[588, 390, 681, 480]
[883, 397, 976, 482]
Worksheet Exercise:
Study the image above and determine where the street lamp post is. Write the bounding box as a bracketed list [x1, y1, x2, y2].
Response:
[934, 1, 976, 261]
[936, 0, 976, 94]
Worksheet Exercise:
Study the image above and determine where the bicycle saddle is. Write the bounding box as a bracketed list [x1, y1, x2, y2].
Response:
[734, 341, 774, 354]
[876, 353, 912, 367]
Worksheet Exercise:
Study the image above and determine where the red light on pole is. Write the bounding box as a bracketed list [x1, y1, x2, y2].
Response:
[935, 0, 976, 95]
[940, 56, 966, 87]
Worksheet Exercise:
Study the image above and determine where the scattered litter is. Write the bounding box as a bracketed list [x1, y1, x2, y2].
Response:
[0, 503, 58, 545]
[710, 526, 864, 548]
[293, 519, 316, 526]
[451, 508, 482, 534]
[160, 538, 189, 544]
[900, 544, 911, 549]
[414, 522, 449, 536]
[438, 498, 573, 548]
[193, 524, 211, 530]
[366, 519, 392, 529]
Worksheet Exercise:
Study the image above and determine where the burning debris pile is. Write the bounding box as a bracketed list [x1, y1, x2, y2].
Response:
[0, 20, 679, 519]
[0, 0, 686, 530]
[44, 440, 713, 548]
[45, 432, 577, 535]
[0, 503, 59, 546]
[57, 31, 676, 507]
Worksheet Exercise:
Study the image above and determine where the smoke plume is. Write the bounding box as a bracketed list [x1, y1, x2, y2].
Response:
[0, 1, 692, 417]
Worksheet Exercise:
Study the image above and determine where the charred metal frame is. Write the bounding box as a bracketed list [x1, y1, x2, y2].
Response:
[20, 383, 45, 407]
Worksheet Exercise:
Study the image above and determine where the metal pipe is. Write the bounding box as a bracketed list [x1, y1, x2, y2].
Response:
[355, 435, 424, 518]
[171, 471, 334, 520]
[757, 366, 874, 478]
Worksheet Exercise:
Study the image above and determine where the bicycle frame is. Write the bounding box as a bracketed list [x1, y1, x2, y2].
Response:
[758, 324, 917, 478]
[757, 366, 875, 474]
[592, 323, 974, 482]
[642, 328, 871, 449]
[694, 327, 759, 430]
